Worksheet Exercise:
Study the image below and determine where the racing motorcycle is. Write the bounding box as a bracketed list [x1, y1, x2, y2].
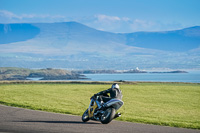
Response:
[82, 95, 124, 124]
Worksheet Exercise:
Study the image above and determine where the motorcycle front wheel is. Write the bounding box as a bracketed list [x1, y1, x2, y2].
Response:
[82, 109, 89, 122]
[100, 108, 115, 124]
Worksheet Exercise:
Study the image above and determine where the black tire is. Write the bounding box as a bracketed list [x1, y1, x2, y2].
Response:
[100, 108, 115, 124]
[82, 109, 89, 122]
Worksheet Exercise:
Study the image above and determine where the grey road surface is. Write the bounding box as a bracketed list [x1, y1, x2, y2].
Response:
[0, 105, 199, 133]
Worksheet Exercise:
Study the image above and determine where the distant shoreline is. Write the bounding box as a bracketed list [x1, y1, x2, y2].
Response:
[0, 67, 189, 81]
[149, 70, 188, 73]
[73, 70, 188, 74]
[0, 80, 199, 85]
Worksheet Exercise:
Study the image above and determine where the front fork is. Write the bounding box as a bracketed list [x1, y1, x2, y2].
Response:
[96, 96, 103, 109]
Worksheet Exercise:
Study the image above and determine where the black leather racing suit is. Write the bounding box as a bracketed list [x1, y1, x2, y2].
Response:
[96, 87, 123, 103]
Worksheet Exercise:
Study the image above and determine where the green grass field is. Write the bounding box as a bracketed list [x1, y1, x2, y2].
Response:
[0, 82, 199, 129]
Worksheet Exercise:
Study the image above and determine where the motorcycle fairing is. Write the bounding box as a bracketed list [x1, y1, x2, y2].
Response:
[88, 99, 98, 118]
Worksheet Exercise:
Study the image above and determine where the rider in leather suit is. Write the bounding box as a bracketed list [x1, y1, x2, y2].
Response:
[94, 83, 123, 108]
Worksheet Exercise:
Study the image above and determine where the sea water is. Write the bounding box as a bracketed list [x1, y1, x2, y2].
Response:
[83, 71, 200, 83]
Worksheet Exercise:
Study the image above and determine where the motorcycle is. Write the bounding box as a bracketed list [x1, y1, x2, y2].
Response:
[82, 95, 124, 124]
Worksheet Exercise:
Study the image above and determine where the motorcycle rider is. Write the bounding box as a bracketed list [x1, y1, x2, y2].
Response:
[94, 83, 123, 109]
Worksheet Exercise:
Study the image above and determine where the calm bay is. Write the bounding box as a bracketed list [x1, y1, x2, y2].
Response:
[83, 71, 200, 83]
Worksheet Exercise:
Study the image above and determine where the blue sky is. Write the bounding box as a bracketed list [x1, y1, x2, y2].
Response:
[0, 0, 200, 33]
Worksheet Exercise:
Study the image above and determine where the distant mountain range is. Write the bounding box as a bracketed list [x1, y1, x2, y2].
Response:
[0, 22, 200, 69]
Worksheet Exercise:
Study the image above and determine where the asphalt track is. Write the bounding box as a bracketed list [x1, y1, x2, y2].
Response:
[0, 105, 199, 133]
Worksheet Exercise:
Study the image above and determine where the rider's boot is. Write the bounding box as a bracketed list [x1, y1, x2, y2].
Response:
[114, 112, 121, 119]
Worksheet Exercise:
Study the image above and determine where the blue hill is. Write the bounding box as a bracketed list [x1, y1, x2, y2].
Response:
[125, 26, 200, 52]
[0, 22, 199, 52]
[0, 23, 40, 44]
[0, 22, 199, 69]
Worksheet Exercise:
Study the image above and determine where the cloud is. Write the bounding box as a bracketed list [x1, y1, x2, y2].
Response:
[95, 14, 121, 22]
[127, 19, 184, 32]
[85, 14, 141, 32]
[129, 19, 156, 31]
[0, 10, 184, 33]
[88, 14, 169, 33]
[86, 14, 154, 32]
[0, 10, 19, 19]
[90, 14, 184, 33]
[122, 17, 130, 21]
[89, 14, 122, 32]
[0, 10, 66, 23]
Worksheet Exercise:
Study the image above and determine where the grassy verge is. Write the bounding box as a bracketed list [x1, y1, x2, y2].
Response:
[0, 82, 199, 129]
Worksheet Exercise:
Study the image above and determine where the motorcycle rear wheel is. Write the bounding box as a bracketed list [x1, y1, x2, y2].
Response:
[100, 108, 115, 124]
[82, 109, 89, 122]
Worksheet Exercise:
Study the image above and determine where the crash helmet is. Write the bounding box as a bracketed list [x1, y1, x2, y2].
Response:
[111, 83, 119, 89]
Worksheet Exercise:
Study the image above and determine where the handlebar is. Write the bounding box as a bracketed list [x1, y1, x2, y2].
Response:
[90, 95, 99, 100]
